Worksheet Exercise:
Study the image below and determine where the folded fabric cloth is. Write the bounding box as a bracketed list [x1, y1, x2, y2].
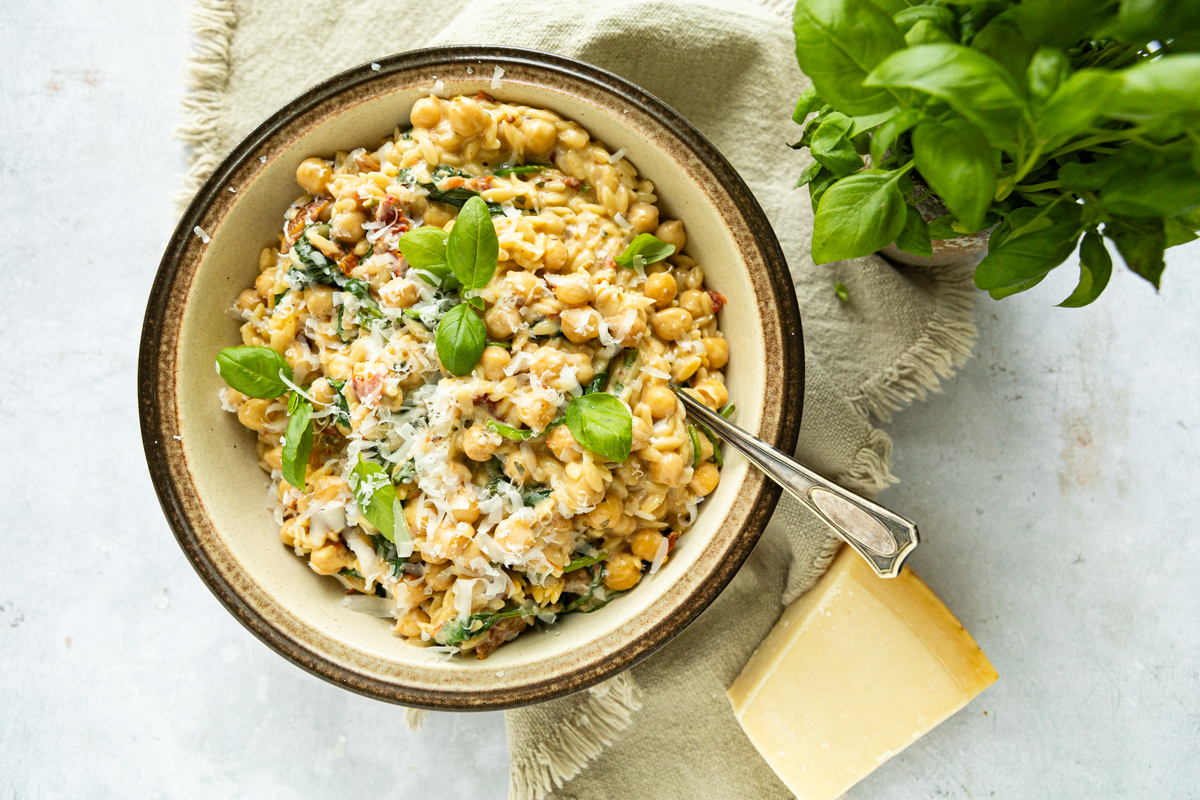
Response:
[175, 1, 977, 796]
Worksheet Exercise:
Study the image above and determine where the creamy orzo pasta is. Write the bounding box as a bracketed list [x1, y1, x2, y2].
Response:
[215, 92, 730, 658]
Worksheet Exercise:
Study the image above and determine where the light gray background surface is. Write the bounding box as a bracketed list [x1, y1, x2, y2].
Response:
[1, 2, 1197, 798]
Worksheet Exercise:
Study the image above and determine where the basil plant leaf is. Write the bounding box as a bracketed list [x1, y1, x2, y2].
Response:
[436, 302, 487, 376]
[866, 43, 1030, 151]
[1105, 217, 1167, 290]
[904, 19, 955, 46]
[1026, 47, 1070, 105]
[446, 195, 500, 291]
[281, 397, 314, 490]
[792, 0, 907, 117]
[894, 206, 933, 258]
[614, 233, 675, 269]
[810, 113, 865, 175]
[812, 169, 909, 264]
[869, 108, 923, 168]
[792, 85, 822, 123]
[795, 161, 824, 189]
[912, 119, 998, 233]
[351, 456, 402, 544]
[1035, 70, 1121, 150]
[892, 5, 957, 37]
[1058, 230, 1113, 308]
[1099, 159, 1200, 220]
[398, 226, 457, 288]
[215, 346, 293, 398]
[974, 218, 1083, 294]
[1104, 54, 1200, 126]
[565, 393, 633, 463]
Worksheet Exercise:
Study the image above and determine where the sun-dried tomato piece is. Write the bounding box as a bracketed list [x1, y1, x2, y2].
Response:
[708, 291, 727, 313]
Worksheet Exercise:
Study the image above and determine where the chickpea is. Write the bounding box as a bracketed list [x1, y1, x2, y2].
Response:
[604, 552, 643, 591]
[331, 210, 367, 242]
[425, 561, 456, 590]
[625, 202, 660, 235]
[631, 416, 652, 451]
[462, 424, 501, 462]
[518, 397, 557, 431]
[654, 219, 687, 253]
[480, 346, 511, 380]
[560, 307, 601, 343]
[396, 608, 430, 639]
[485, 304, 523, 340]
[309, 377, 336, 407]
[693, 379, 728, 409]
[449, 490, 481, 524]
[689, 463, 721, 496]
[648, 452, 685, 485]
[544, 237, 569, 272]
[262, 446, 283, 471]
[521, 118, 558, 155]
[586, 494, 624, 531]
[280, 517, 301, 547]
[703, 336, 729, 369]
[410, 97, 442, 128]
[678, 289, 713, 320]
[237, 398, 273, 432]
[310, 543, 354, 575]
[605, 310, 646, 347]
[643, 271, 677, 309]
[380, 278, 420, 309]
[304, 285, 334, 318]
[643, 384, 677, 419]
[547, 424, 581, 462]
[631, 529, 666, 562]
[554, 275, 593, 306]
[649, 307, 693, 341]
[296, 157, 332, 196]
[447, 97, 490, 137]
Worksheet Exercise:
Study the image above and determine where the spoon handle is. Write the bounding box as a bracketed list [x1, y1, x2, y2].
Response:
[674, 389, 919, 578]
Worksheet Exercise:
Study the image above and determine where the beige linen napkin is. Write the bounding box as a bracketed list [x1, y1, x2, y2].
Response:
[176, 1, 977, 797]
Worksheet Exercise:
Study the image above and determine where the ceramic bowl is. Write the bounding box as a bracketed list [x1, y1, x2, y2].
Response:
[139, 46, 804, 710]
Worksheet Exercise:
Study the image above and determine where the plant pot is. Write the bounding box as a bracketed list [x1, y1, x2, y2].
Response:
[879, 180, 991, 268]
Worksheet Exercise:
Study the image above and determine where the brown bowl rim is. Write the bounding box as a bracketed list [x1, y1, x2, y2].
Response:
[138, 45, 805, 710]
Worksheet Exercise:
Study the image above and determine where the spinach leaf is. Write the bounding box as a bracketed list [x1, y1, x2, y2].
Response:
[435, 302, 487, 376]
[1105, 217, 1166, 289]
[866, 43, 1030, 150]
[351, 456, 403, 544]
[487, 420, 540, 441]
[434, 605, 534, 647]
[216, 346, 293, 398]
[343, 278, 384, 327]
[326, 378, 352, 429]
[792, 0, 907, 116]
[894, 205, 933, 258]
[291, 229, 342, 287]
[614, 233, 676, 270]
[398, 227, 457, 289]
[687, 424, 703, 469]
[523, 486, 553, 507]
[565, 393, 633, 463]
[565, 551, 607, 572]
[1058, 229, 1113, 308]
[421, 183, 504, 214]
[912, 119, 998, 232]
[281, 395, 313, 490]
[810, 113, 865, 175]
[812, 169, 910, 264]
[446, 195, 500, 290]
[493, 164, 549, 176]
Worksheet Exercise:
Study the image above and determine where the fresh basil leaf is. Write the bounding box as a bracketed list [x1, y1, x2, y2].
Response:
[893, 5, 958, 37]
[792, 0, 907, 116]
[1011, 0, 1119, 50]
[894, 205, 933, 258]
[446, 195, 500, 291]
[970, 11, 1035, 81]
[792, 85, 822, 123]
[1105, 217, 1167, 289]
[834, 281, 850, 303]
[810, 113, 865, 175]
[912, 119, 998, 233]
[869, 108, 923, 167]
[988, 273, 1049, 301]
[1099, 159, 1200, 219]
[1026, 47, 1070, 105]
[435, 302, 486, 376]
[493, 164, 549, 176]
[351, 456, 401, 544]
[795, 161, 824, 189]
[487, 420, 539, 441]
[1058, 230, 1113, 307]
[809, 168, 839, 207]
[1099, 0, 1199, 43]
[928, 215, 960, 240]
[1105, 54, 1200, 126]
[281, 398, 313, 490]
[565, 393, 633, 463]
[1164, 216, 1200, 249]
[866, 43, 1030, 151]
[215, 346, 293, 399]
[812, 169, 909, 264]
[847, 107, 899, 137]
[614, 233, 676, 269]
[1035, 70, 1121, 150]
[974, 211, 1083, 294]
[905, 18, 956, 46]
[398, 227, 457, 288]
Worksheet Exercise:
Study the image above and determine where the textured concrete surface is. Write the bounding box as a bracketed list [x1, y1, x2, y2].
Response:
[1, 2, 1197, 798]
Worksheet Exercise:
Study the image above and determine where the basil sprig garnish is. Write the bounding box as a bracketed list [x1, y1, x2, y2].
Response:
[351, 456, 406, 544]
[613, 233, 675, 270]
[565, 393, 633, 463]
[398, 226, 457, 288]
[215, 346, 293, 398]
[436, 303, 487, 376]
[281, 393, 314, 489]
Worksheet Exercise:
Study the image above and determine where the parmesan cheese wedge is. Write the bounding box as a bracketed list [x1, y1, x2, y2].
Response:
[727, 546, 997, 800]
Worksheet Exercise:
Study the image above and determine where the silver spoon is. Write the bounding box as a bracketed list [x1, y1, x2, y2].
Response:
[673, 387, 919, 578]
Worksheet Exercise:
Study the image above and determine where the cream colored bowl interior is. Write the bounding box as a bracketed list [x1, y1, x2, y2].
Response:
[169, 64, 780, 703]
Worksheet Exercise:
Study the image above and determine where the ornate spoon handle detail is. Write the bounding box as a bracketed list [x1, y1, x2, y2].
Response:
[674, 388, 919, 578]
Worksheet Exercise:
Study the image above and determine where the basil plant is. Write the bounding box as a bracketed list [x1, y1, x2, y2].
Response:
[791, 0, 1200, 305]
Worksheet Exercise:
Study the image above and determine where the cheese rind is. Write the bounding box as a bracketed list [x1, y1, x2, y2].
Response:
[727, 547, 997, 800]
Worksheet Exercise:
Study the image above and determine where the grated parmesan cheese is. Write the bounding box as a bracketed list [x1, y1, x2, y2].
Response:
[607, 147, 627, 164]
[370, 62, 381, 71]
[193, 226, 211, 243]
[649, 536, 669, 574]
[491, 66, 505, 89]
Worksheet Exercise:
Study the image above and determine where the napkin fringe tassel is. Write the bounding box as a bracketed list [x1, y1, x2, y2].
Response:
[849, 263, 978, 424]
[508, 672, 643, 800]
[173, 0, 237, 212]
